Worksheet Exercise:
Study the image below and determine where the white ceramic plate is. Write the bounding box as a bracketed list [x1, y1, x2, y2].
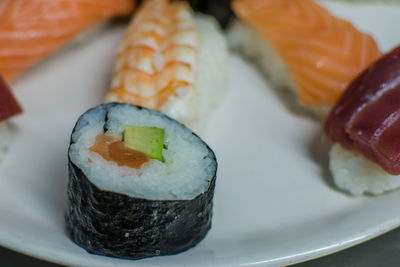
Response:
[1, 2, 400, 266]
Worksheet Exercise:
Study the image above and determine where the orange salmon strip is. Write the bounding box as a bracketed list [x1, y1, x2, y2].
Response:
[0, 0, 135, 83]
[233, 0, 381, 107]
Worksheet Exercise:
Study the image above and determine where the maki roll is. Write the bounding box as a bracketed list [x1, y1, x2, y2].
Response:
[65, 103, 217, 259]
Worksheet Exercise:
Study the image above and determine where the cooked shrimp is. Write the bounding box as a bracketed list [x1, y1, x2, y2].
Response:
[106, 0, 200, 124]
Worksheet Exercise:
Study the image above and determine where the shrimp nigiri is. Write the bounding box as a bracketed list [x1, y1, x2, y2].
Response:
[105, 0, 228, 131]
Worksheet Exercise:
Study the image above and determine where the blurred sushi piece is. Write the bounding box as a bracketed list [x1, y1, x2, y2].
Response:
[66, 103, 217, 259]
[135, 0, 234, 28]
[325, 47, 400, 195]
[0, 75, 22, 162]
[182, 0, 234, 28]
[0, 0, 135, 83]
[229, 0, 381, 117]
[105, 0, 228, 132]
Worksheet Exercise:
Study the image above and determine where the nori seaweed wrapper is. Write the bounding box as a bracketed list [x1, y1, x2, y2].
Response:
[65, 103, 217, 260]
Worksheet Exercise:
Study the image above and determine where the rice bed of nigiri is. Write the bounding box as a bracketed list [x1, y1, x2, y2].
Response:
[330, 144, 400, 195]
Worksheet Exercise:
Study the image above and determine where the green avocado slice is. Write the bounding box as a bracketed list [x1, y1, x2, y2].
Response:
[124, 126, 165, 162]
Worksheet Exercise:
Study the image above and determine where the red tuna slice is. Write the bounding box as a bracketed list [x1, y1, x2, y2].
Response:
[347, 87, 400, 161]
[372, 119, 400, 173]
[0, 75, 22, 122]
[324, 46, 400, 174]
[325, 46, 400, 148]
[324, 72, 370, 148]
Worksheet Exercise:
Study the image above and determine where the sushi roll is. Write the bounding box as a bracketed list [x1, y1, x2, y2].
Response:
[0, 0, 134, 83]
[65, 103, 217, 259]
[228, 0, 381, 117]
[0, 75, 22, 163]
[325, 47, 400, 195]
[105, 0, 228, 132]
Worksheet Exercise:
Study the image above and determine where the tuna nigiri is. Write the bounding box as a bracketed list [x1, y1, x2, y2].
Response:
[105, 0, 228, 131]
[0, 0, 135, 83]
[229, 0, 381, 117]
[325, 47, 400, 195]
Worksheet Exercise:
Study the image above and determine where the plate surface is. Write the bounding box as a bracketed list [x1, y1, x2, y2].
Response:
[1, 2, 400, 266]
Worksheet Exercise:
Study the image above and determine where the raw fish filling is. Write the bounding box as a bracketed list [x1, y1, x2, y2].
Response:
[89, 134, 150, 169]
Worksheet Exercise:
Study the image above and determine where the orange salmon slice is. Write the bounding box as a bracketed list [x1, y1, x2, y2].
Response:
[0, 0, 135, 83]
[232, 0, 381, 108]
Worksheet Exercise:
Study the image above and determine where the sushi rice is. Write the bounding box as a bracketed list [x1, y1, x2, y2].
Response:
[190, 14, 228, 131]
[159, 14, 228, 132]
[330, 144, 400, 195]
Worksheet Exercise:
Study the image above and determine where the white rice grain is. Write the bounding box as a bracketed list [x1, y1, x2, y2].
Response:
[330, 144, 400, 195]
[160, 14, 228, 133]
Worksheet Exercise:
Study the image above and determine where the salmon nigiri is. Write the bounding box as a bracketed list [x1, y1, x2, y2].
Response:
[105, 0, 228, 131]
[229, 0, 381, 117]
[0, 0, 135, 83]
